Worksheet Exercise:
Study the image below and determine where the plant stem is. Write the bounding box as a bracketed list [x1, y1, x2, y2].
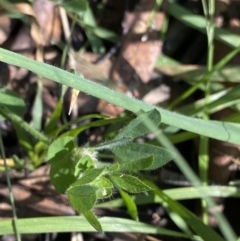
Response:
[140, 114, 236, 241]
[0, 128, 21, 241]
[0, 106, 50, 145]
[199, 0, 215, 225]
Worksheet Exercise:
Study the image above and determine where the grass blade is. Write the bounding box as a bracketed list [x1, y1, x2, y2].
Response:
[0, 48, 240, 144]
[0, 216, 200, 240]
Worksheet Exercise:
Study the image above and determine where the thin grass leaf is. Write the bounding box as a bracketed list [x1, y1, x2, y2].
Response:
[81, 3, 105, 53]
[61, 0, 87, 13]
[178, 87, 240, 116]
[44, 98, 63, 135]
[31, 78, 43, 130]
[167, 2, 240, 48]
[142, 181, 225, 241]
[96, 186, 240, 208]
[0, 216, 200, 240]
[61, 117, 128, 138]
[0, 48, 240, 144]
[168, 45, 240, 109]
[156, 60, 240, 83]
[50, 113, 110, 137]
[0, 128, 21, 241]
[0, 89, 25, 119]
[0, 105, 50, 145]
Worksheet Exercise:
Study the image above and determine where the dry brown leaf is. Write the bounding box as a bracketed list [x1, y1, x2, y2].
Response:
[111, 0, 165, 86]
[33, 0, 62, 45]
[0, 16, 11, 45]
[14, 3, 43, 62]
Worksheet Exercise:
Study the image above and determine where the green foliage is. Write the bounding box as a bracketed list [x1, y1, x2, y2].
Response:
[108, 173, 152, 193]
[0, 216, 198, 239]
[119, 190, 139, 221]
[113, 109, 161, 141]
[0, 89, 25, 119]
[60, 0, 87, 13]
[1, 0, 240, 239]
[44, 109, 173, 231]
[1, 48, 240, 144]
[0, 90, 173, 232]
[114, 143, 174, 170]
[147, 181, 225, 241]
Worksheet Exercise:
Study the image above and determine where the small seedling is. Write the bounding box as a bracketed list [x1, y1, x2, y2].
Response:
[47, 109, 175, 231]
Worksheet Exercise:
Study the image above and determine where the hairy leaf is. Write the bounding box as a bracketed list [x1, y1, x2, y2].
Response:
[109, 173, 152, 193]
[68, 185, 97, 212]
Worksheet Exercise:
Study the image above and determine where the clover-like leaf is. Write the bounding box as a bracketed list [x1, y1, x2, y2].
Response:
[74, 155, 94, 176]
[71, 168, 105, 187]
[113, 143, 174, 170]
[47, 136, 75, 164]
[82, 210, 102, 232]
[114, 109, 161, 141]
[50, 159, 76, 193]
[67, 185, 97, 213]
[91, 176, 113, 199]
[106, 163, 119, 172]
[109, 173, 152, 193]
[119, 155, 154, 171]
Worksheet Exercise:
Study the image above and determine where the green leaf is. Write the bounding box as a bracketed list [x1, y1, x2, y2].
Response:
[31, 78, 43, 131]
[61, 0, 87, 13]
[50, 114, 108, 137]
[74, 155, 94, 176]
[85, 30, 105, 54]
[97, 186, 240, 208]
[114, 143, 174, 170]
[0, 89, 25, 118]
[44, 98, 63, 135]
[47, 136, 75, 164]
[82, 210, 102, 232]
[119, 190, 139, 221]
[146, 181, 225, 241]
[167, 2, 240, 49]
[106, 163, 119, 172]
[61, 117, 121, 138]
[119, 155, 154, 171]
[114, 109, 161, 141]
[50, 159, 76, 193]
[1, 48, 240, 144]
[179, 86, 240, 117]
[0, 216, 198, 239]
[109, 173, 152, 193]
[67, 185, 97, 212]
[92, 27, 119, 43]
[91, 176, 113, 199]
[156, 55, 240, 84]
[12, 122, 33, 151]
[71, 168, 105, 187]
[82, 3, 105, 54]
